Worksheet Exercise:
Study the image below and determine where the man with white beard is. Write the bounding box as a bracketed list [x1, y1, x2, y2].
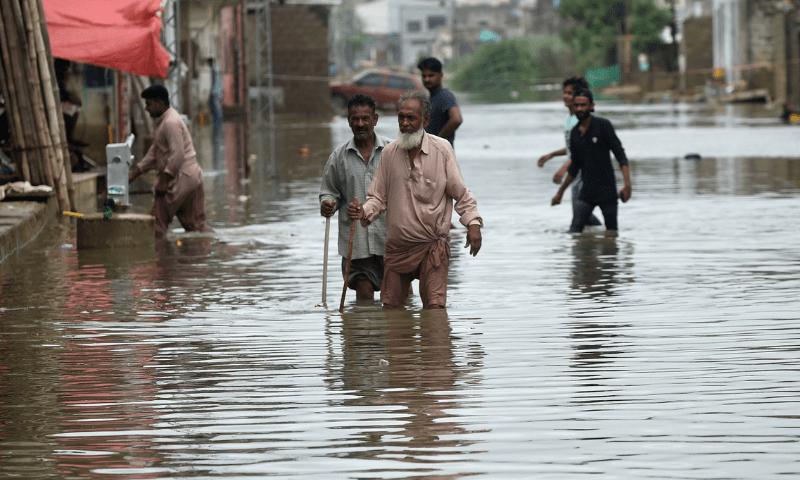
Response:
[347, 91, 483, 309]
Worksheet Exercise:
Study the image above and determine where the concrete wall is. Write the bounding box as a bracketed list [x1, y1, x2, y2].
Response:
[246, 5, 331, 120]
[682, 16, 714, 91]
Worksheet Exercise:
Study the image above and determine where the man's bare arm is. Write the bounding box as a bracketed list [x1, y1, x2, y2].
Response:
[438, 106, 462, 140]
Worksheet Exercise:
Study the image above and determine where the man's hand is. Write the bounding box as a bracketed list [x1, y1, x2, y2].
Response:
[620, 184, 632, 203]
[553, 159, 571, 184]
[465, 224, 482, 256]
[537, 153, 552, 167]
[552, 167, 568, 184]
[551, 191, 563, 206]
[320, 200, 336, 217]
[347, 197, 363, 220]
[154, 172, 172, 195]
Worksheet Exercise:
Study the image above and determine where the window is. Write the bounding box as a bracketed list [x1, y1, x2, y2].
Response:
[386, 75, 416, 90]
[357, 73, 385, 87]
[427, 15, 446, 29]
[407, 21, 421, 33]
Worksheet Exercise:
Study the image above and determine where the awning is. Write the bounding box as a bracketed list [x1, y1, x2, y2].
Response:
[42, 0, 170, 78]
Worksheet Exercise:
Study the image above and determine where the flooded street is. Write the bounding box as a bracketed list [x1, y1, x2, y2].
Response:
[2, 101, 800, 479]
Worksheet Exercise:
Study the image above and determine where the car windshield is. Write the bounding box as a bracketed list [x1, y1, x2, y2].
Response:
[355, 73, 384, 87]
[386, 76, 415, 90]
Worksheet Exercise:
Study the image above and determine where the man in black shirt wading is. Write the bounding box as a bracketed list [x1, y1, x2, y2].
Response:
[551, 89, 632, 233]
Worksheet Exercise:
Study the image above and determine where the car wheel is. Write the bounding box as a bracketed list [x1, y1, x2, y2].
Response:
[331, 94, 347, 117]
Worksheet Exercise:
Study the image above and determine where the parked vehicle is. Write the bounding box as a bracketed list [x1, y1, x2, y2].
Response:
[330, 69, 425, 116]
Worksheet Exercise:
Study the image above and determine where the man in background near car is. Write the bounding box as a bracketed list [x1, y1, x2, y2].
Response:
[537, 76, 601, 227]
[319, 94, 392, 302]
[417, 57, 462, 147]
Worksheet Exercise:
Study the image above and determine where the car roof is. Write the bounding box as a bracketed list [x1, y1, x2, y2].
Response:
[351, 68, 416, 81]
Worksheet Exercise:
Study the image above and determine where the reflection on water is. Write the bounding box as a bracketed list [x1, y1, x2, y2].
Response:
[569, 232, 633, 302]
[327, 309, 485, 464]
[2, 103, 800, 478]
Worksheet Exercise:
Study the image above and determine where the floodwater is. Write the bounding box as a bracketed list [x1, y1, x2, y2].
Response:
[2, 101, 800, 479]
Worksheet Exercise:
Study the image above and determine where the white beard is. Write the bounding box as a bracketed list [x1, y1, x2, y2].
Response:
[397, 128, 424, 150]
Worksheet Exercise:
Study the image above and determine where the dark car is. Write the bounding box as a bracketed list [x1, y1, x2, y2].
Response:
[330, 69, 425, 116]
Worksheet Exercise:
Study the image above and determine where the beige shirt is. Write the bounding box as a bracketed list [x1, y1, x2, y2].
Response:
[362, 132, 481, 245]
[137, 107, 198, 178]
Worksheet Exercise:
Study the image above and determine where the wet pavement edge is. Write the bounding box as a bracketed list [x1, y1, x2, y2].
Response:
[0, 195, 56, 265]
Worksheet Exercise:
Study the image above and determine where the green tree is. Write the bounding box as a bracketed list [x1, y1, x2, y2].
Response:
[451, 35, 578, 103]
[558, 0, 672, 72]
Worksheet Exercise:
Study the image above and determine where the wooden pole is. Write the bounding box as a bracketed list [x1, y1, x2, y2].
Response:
[20, 0, 63, 208]
[30, 0, 73, 210]
[0, 0, 74, 210]
[339, 214, 357, 314]
[322, 215, 330, 305]
[0, 0, 40, 184]
[0, 0, 30, 180]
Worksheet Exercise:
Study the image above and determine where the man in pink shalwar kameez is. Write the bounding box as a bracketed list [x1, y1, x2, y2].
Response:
[129, 85, 213, 239]
[348, 91, 483, 309]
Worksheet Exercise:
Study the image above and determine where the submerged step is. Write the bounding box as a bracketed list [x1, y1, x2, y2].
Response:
[77, 213, 154, 250]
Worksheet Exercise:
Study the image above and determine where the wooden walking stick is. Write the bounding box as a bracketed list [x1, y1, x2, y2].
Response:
[339, 199, 358, 313]
[339, 220, 356, 313]
[322, 215, 330, 305]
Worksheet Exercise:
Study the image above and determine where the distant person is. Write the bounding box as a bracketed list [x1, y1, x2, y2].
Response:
[319, 94, 392, 302]
[347, 91, 482, 309]
[417, 57, 462, 146]
[780, 102, 796, 123]
[207, 57, 224, 165]
[551, 88, 631, 233]
[54, 58, 87, 147]
[207, 57, 223, 131]
[537, 76, 601, 227]
[129, 85, 214, 240]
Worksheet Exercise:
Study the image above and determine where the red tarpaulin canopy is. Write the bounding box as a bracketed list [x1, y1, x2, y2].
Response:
[43, 0, 170, 78]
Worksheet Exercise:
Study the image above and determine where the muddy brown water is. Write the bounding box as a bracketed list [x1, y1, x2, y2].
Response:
[1, 102, 799, 479]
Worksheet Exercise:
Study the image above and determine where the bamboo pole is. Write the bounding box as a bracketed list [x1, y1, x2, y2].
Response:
[18, 0, 57, 195]
[34, 0, 74, 210]
[0, 0, 38, 183]
[27, 0, 71, 211]
[3, 0, 46, 185]
[0, 1, 28, 180]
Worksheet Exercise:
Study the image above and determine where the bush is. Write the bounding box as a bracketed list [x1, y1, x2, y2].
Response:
[450, 35, 578, 103]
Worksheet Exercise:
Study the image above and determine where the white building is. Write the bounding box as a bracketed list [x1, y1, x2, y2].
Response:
[355, 0, 453, 67]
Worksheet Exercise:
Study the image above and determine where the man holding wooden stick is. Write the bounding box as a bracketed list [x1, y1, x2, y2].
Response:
[320, 94, 391, 302]
[348, 91, 483, 310]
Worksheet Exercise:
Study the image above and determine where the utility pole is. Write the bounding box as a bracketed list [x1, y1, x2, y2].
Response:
[623, 0, 632, 80]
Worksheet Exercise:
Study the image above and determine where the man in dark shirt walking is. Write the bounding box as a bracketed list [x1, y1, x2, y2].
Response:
[551, 89, 632, 233]
[417, 57, 462, 146]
